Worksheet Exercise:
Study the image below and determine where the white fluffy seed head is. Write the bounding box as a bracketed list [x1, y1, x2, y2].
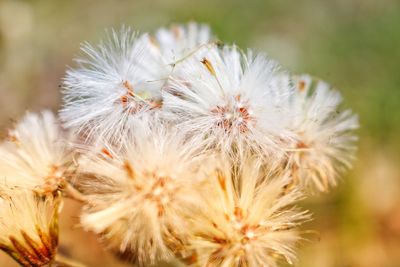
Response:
[283, 74, 359, 193]
[0, 111, 73, 194]
[185, 156, 309, 267]
[61, 23, 214, 148]
[163, 45, 295, 160]
[78, 119, 212, 266]
[148, 22, 215, 66]
[0, 189, 61, 267]
[60, 27, 168, 147]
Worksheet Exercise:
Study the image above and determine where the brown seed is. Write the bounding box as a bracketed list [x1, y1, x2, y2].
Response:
[123, 161, 135, 180]
[101, 148, 113, 159]
[298, 80, 306, 92]
[216, 170, 226, 192]
[122, 80, 134, 94]
[201, 58, 216, 76]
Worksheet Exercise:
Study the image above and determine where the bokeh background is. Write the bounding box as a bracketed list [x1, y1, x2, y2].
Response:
[1, 0, 399, 266]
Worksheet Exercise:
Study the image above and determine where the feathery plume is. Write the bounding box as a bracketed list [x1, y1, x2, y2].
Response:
[61, 23, 214, 147]
[284, 75, 359, 192]
[185, 157, 309, 266]
[163, 45, 295, 159]
[0, 111, 74, 195]
[78, 119, 210, 266]
[148, 22, 214, 66]
[60, 27, 167, 146]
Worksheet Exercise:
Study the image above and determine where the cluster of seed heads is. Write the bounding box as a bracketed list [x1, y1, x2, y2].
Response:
[0, 23, 358, 267]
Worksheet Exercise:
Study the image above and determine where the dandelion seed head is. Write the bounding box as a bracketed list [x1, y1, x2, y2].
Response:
[0, 111, 73, 194]
[79, 120, 209, 265]
[61, 23, 214, 147]
[186, 157, 309, 267]
[284, 74, 359, 192]
[163, 45, 295, 159]
[149, 22, 214, 66]
[60, 27, 167, 146]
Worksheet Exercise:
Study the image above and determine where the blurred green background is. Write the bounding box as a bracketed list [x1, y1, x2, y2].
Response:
[0, 0, 399, 266]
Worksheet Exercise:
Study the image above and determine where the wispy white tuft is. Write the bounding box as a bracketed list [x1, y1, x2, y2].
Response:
[283, 74, 359, 192]
[61, 24, 214, 148]
[148, 22, 215, 66]
[60, 27, 168, 146]
[0, 111, 74, 194]
[78, 119, 211, 266]
[163, 45, 295, 159]
[185, 157, 309, 267]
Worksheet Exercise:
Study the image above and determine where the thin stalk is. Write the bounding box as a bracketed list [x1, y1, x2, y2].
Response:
[63, 183, 87, 203]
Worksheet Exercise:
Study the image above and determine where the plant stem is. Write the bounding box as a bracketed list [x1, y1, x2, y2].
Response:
[63, 183, 87, 203]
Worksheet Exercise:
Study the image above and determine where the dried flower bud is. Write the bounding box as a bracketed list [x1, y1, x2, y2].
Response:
[0, 190, 61, 267]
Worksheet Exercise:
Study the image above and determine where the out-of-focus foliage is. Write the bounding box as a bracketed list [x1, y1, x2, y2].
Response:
[0, 0, 399, 266]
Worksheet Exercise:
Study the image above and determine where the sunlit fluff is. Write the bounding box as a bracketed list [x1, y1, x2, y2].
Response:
[79, 121, 209, 266]
[60, 27, 167, 146]
[61, 23, 214, 147]
[163, 45, 295, 159]
[0, 111, 73, 194]
[0, 189, 60, 267]
[186, 157, 309, 267]
[283, 75, 359, 192]
[148, 22, 214, 66]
